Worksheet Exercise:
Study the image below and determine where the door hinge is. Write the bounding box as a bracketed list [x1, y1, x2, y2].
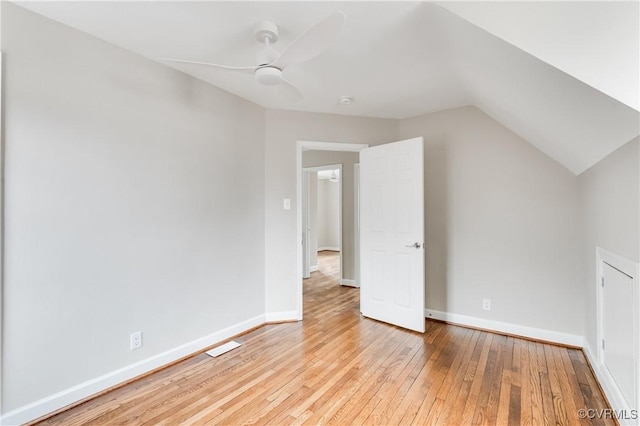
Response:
[602, 339, 605, 350]
[601, 277, 605, 287]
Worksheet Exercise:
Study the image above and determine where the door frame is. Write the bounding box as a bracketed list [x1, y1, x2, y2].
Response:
[0, 51, 4, 416]
[301, 170, 311, 279]
[354, 163, 360, 288]
[302, 164, 343, 282]
[296, 141, 368, 320]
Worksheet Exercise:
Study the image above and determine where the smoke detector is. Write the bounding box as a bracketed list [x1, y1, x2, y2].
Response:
[339, 96, 353, 105]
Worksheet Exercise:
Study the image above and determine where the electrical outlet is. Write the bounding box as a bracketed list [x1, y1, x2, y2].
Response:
[130, 331, 142, 350]
[482, 299, 491, 311]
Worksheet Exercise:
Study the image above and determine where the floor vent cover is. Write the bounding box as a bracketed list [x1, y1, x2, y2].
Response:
[205, 341, 241, 358]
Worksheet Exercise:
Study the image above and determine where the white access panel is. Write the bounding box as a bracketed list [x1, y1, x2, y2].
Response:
[602, 262, 637, 409]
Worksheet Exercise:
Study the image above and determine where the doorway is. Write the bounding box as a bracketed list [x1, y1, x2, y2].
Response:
[296, 138, 425, 332]
[302, 164, 343, 282]
[295, 141, 368, 319]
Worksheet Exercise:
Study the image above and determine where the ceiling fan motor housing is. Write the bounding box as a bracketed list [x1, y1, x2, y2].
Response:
[254, 21, 279, 43]
[255, 66, 282, 85]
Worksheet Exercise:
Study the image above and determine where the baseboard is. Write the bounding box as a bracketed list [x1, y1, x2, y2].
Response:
[583, 342, 637, 424]
[317, 247, 340, 252]
[425, 309, 583, 348]
[0, 315, 266, 426]
[341, 279, 359, 288]
[310, 265, 319, 272]
[265, 311, 299, 323]
[582, 342, 597, 369]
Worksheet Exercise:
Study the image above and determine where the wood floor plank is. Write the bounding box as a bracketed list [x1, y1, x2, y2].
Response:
[321, 334, 424, 425]
[550, 345, 584, 426]
[426, 329, 481, 425]
[34, 252, 616, 426]
[529, 342, 546, 426]
[288, 325, 412, 420]
[327, 332, 419, 425]
[495, 337, 514, 426]
[391, 325, 456, 425]
[372, 340, 431, 425]
[413, 327, 475, 424]
[520, 339, 534, 426]
[460, 333, 494, 425]
[559, 348, 591, 421]
[509, 384, 522, 425]
[483, 335, 507, 425]
[540, 371, 558, 426]
[544, 344, 571, 426]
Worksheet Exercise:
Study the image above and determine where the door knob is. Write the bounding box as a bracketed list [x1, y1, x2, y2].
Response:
[405, 242, 421, 249]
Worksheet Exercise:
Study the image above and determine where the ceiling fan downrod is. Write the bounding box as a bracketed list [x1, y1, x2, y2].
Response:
[254, 21, 282, 85]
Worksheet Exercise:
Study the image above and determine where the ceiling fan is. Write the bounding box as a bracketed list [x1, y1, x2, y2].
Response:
[160, 11, 346, 101]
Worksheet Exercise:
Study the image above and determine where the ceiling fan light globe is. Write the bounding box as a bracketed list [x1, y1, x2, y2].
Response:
[255, 66, 282, 86]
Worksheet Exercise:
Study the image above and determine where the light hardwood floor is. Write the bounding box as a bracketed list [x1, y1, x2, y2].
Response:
[36, 251, 613, 425]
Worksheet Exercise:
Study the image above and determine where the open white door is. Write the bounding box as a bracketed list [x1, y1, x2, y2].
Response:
[360, 137, 425, 333]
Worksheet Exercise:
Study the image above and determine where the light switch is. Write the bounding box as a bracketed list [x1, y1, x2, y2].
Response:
[283, 198, 291, 210]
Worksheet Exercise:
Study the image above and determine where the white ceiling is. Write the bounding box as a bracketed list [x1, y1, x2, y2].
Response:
[439, 1, 640, 111]
[13, 1, 640, 175]
[317, 169, 340, 181]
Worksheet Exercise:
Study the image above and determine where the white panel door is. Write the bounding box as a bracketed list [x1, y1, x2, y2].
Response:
[360, 137, 425, 332]
[602, 262, 637, 408]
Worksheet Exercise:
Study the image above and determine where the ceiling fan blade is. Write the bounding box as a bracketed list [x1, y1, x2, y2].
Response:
[159, 58, 256, 72]
[271, 11, 346, 69]
[277, 79, 304, 101]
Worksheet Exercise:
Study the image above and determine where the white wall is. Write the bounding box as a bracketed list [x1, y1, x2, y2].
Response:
[317, 178, 340, 250]
[2, 2, 265, 416]
[399, 106, 584, 335]
[579, 137, 640, 354]
[264, 110, 398, 315]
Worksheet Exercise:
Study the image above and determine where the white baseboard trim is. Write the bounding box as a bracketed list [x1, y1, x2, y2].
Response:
[425, 309, 583, 348]
[310, 265, 319, 272]
[317, 247, 340, 252]
[341, 279, 359, 288]
[583, 342, 637, 424]
[0, 315, 266, 426]
[265, 311, 299, 323]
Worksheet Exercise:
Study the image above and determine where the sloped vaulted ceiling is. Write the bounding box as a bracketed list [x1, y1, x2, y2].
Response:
[439, 1, 640, 112]
[428, 2, 640, 175]
[11, 1, 640, 175]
